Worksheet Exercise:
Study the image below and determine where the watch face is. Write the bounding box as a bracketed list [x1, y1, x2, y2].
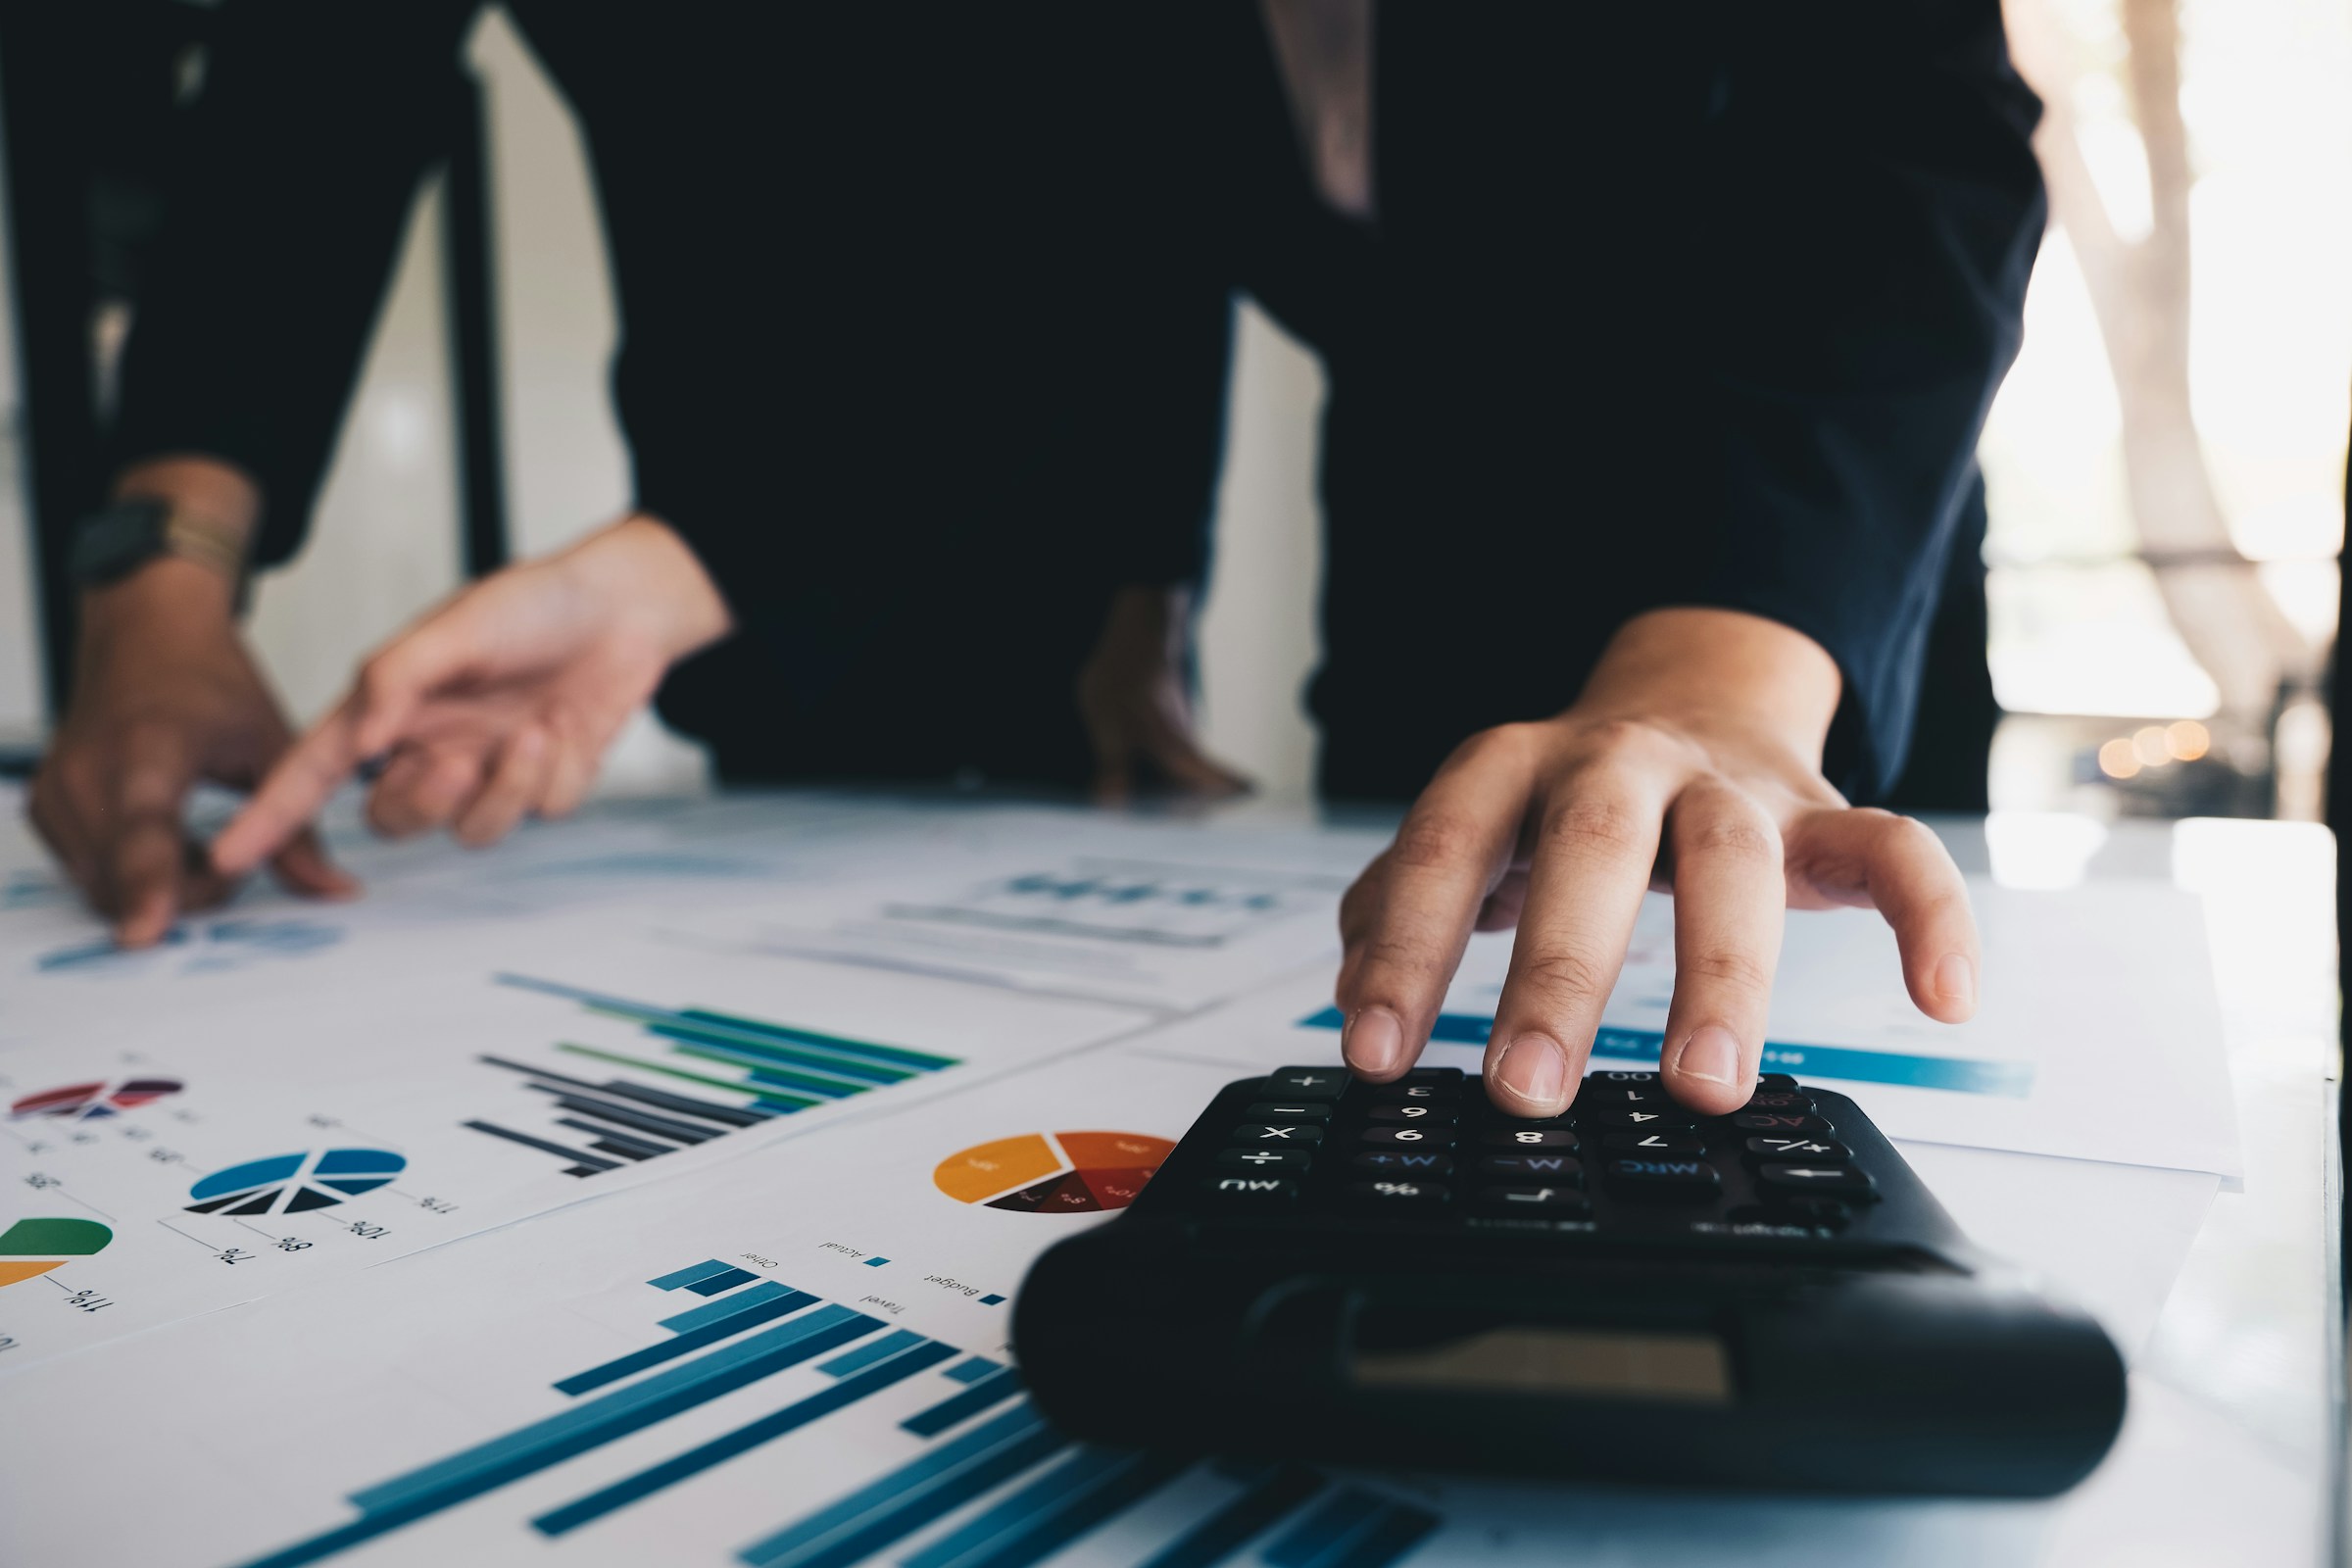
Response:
[67, 499, 172, 585]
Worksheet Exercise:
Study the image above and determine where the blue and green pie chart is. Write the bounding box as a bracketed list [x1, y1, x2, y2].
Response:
[0, 1216, 112, 1288]
[184, 1149, 407, 1216]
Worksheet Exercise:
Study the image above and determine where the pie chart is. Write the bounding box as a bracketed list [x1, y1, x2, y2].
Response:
[11, 1077, 183, 1120]
[184, 1148, 407, 1216]
[0, 1216, 112, 1288]
[933, 1131, 1172, 1214]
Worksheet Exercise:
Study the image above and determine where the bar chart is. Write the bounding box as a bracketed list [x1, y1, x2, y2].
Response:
[230, 1257, 1441, 1568]
[885, 859, 1321, 952]
[739, 1396, 1444, 1568]
[464, 974, 963, 1176]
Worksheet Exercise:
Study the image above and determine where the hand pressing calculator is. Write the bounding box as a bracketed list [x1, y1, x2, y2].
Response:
[1014, 1066, 2125, 1496]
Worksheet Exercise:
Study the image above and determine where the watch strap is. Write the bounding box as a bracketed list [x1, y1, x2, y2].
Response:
[69, 495, 252, 602]
[160, 510, 248, 581]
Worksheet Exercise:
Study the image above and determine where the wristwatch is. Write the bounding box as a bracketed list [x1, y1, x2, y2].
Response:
[67, 496, 250, 600]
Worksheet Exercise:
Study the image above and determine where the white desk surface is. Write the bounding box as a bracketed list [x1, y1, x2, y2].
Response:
[1157, 803, 2348, 1565]
[0, 791, 2338, 1565]
[1932, 814, 2340, 1565]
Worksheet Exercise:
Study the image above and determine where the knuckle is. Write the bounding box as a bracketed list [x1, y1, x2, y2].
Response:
[429, 749, 481, 791]
[1354, 932, 1448, 992]
[1679, 945, 1776, 999]
[355, 651, 410, 711]
[1679, 801, 1780, 862]
[1579, 716, 1680, 769]
[1872, 810, 1947, 863]
[1433, 722, 1548, 786]
[1389, 810, 1486, 874]
[1849, 806, 1913, 841]
[1538, 795, 1645, 858]
[1515, 945, 1614, 1005]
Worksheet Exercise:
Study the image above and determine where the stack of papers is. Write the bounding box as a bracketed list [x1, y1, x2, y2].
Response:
[0, 785, 2242, 1566]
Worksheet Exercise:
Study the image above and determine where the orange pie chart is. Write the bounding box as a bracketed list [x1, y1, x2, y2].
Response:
[933, 1130, 1173, 1214]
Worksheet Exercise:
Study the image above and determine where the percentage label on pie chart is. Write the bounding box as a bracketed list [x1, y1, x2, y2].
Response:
[933, 1131, 1173, 1214]
[184, 1149, 407, 1216]
[10, 1077, 182, 1120]
[0, 1217, 112, 1288]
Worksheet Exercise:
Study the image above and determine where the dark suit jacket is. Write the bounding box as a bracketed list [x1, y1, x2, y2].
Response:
[112, 3, 2042, 803]
[108, 3, 1232, 788]
[1145, 1, 2045, 799]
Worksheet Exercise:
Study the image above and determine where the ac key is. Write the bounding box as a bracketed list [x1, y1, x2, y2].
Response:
[1731, 1111, 1834, 1137]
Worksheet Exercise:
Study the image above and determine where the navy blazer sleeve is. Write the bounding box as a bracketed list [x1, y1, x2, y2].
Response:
[1690, 0, 2045, 794]
[107, 1, 480, 569]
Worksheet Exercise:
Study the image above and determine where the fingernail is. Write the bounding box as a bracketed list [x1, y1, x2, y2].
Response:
[1494, 1034, 1567, 1107]
[1674, 1025, 1741, 1087]
[1936, 954, 1976, 1010]
[1344, 1006, 1405, 1076]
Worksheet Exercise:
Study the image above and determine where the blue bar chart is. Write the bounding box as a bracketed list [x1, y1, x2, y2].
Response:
[463, 975, 964, 1176]
[1298, 1006, 2035, 1098]
[231, 1257, 1443, 1568]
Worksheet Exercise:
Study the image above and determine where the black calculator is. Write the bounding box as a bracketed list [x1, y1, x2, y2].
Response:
[1014, 1066, 2126, 1496]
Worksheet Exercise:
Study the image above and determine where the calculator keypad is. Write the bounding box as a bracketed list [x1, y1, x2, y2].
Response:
[1198, 1066, 1880, 1236]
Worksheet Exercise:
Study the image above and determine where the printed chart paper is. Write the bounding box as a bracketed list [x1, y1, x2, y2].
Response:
[657, 813, 1385, 1014]
[0, 1048, 1454, 1568]
[0, 890, 1147, 1373]
[1275, 879, 2240, 1179]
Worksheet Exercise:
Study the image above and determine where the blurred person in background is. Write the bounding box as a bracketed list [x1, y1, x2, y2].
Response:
[30, 4, 1246, 952]
[1174, 0, 2045, 1115]
[38, 1, 2045, 1128]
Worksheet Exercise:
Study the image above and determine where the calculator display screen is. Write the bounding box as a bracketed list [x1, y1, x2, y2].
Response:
[1350, 1327, 1734, 1404]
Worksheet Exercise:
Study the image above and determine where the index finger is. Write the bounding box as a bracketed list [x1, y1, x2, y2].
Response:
[1334, 728, 1536, 1082]
[1482, 747, 1676, 1115]
[210, 701, 367, 878]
